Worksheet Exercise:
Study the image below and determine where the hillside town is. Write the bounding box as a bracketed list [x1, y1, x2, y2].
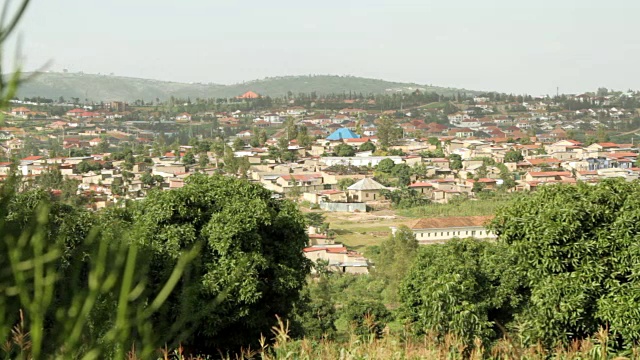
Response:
[3, 89, 640, 273]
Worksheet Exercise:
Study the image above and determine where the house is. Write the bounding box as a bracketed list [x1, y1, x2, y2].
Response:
[447, 112, 470, 124]
[262, 113, 281, 123]
[326, 128, 360, 141]
[347, 177, 387, 202]
[286, 106, 307, 116]
[408, 182, 433, 196]
[524, 171, 572, 182]
[237, 91, 260, 99]
[303, 245, 369, 274]
[448, 128, 474, 138]
[11, 107, 31, 118]
[236, 130, 252, 138]
[175, 112, 192, 121]
[66, 108, 85, 117]
[394, 216, 496, 244]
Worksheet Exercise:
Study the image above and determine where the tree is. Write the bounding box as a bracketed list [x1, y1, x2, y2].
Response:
[400, 238, 520, 346]
[341, 299, 392, 338]
[391, 163, 412, 186]
[449, 154, 463, 170]
[198, 152, 209, 168]
[375, 117, 400, 149]
[359, 141, 376, 153]
[131, 174, 311, 352]
[376, 226, 418, 302]
[296, 125, 312, 148]
[334, 143, 355, 157]
[337, 178, 356, 191]
[376, 158, 395, 174]
[232, 137, 245, 151]
[223, 147, 238, 175]
[295, 275, 337, 339]
[487, 179, 640, 348]
[182, 151, 196, 165]
[504, 149, 524, 163]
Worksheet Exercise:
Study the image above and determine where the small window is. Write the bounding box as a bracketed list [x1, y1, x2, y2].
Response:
[446, 232, 449, 236]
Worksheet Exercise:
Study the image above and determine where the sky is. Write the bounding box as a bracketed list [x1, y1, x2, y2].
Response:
[5, 0, 640, 95]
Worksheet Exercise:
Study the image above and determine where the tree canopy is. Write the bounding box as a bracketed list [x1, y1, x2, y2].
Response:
[130, 174, 311, 352]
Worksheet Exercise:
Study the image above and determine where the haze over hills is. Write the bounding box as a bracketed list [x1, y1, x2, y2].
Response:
[16, 72, 482, 102]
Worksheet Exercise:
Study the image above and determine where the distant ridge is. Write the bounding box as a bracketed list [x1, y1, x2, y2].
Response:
[16, 72, 481, 101]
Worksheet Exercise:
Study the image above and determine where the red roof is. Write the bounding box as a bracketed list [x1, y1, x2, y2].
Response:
[67, 108, 85, 114]
[238, 91, 260, 99]
[409, 182, 433, 188]
[22, 156, 44, 161]
[528, 171, 571, 177]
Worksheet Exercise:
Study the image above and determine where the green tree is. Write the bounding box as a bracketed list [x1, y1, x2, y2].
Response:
[182, 151, 196, 165]
[400, 238, 521, 346]
[376, 158, 395, 173]
[131, 174, 311, 352]
[232, 137, 245, 151]
[504, 149, 524, 163]
[295, 276, 337, 339]
[376, 226, 418, 302]
[334, 143, 356, 157]
[488, 179, 640, 348]
[337, 178, 356, 191]
[449, 153, 463, 170]
[359, 141, 376, 153]
[341, 299, 392, 339]
[375, 117, 400, 149]
[198, 152, 209, 168]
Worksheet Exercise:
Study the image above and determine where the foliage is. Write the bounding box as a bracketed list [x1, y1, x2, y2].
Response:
[400, 238, 523, 347]
[76, 160, 102, 174]
[337, 177, 356, 191]
[0, 182, 195, 358]
[488, 179, 640, 349]
[333, 143, 356, 157]
[294, 276, 337, 340]
[182, 151, 196, 165]
[397, 193, 515, 218]
[375, 226, 418, 303]
[358, 141, 376, 153]
[391, 163, 412, 186]
[341, 299, 392, 338]
[130, 174, 311, 352]
[504, 149, 524, 163]
[375, 117, 401, 149]
[232, 137, 245, 151]
[376, 158, 395, 173]
[379, 187, 430, 209]
[449, 154, 463, 170]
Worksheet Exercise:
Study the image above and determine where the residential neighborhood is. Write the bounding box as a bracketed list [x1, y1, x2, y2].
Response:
[3, 88, 640, 273]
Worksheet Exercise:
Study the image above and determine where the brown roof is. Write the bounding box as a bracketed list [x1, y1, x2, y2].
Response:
[408, 216, 494, 230]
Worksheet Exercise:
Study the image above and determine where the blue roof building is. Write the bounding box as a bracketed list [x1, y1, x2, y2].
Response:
[326, 128, 361, 141]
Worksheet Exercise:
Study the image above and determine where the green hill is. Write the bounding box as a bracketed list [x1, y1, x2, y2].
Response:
[16, 72, 480, 101]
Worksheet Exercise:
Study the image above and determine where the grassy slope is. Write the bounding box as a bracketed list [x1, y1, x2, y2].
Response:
[17, 72, 481, 101]
[325, 198, 512, 252]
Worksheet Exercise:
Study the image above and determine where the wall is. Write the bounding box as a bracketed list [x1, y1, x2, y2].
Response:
[320, 202, 367, 212]
[413, 226, 496, 244]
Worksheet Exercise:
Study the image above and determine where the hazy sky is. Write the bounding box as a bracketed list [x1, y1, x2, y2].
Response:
[6, 0, 640, 95]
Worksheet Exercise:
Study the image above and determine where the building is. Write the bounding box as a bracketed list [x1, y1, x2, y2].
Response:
[237, 91, 260, 99]
[347, 177, 387, 202]
[394, 216, 495, 244]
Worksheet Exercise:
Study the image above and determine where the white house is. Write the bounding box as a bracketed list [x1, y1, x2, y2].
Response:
[392, 216, 496, 244]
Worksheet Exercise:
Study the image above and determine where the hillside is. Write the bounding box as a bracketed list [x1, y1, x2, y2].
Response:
[16, 72, 480, 101]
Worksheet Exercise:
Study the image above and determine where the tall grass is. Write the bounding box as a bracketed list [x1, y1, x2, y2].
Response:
[207, 318, 636, 360]
[398, 198, 511, 218]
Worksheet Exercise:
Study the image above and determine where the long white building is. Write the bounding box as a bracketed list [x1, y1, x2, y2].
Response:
[391, 216, 496, 244]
